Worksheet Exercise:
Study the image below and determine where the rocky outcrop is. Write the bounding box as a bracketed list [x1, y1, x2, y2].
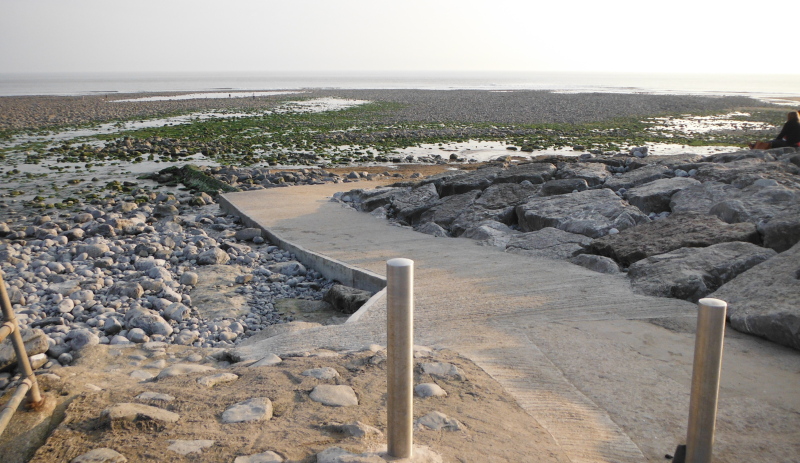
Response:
[589, 212, 761, 266]
[516, 189, 649, 238]
[628, 242, 776, 302]
[710, 241, 800, 350]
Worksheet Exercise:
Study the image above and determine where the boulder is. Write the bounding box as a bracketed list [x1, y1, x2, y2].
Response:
[603, 164, 671, 191]
[197, 247, 230, 265]
[555, 161, 610, 187]
[124, 307, 173, 336]
[516, 189, 649, 238]
[628, 241, 776, 302]
[493, 162, 556, 185]
[461, 221, 519, 248]
[415, 222, 448, 237]
[351, 187, 410, 212]
[589, 212, 761, 266]
[419, 191, 480, 231]
[0, 328, 49, 371]
[474, 182, 539, 209]
[540, 178, 589, 196]
[624, 177, 701, 214]
[505, 228, 592, 260]
[323, 284, 372, 314]
[710, 241, 800, 350]
[436, 167, 502, 197]
[569, 254, 620, 274]
[669, 181, 737, 215]
[391, 183, 440, 225]
[692, 158, 797, 186]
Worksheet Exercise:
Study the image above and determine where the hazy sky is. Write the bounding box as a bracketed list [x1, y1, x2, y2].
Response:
[1, 0, 797, 75]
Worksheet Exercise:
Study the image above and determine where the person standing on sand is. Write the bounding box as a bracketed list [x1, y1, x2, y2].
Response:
[770, 111, 800, 148]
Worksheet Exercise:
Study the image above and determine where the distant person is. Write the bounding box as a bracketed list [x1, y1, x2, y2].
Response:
[750, 111, 800, 149]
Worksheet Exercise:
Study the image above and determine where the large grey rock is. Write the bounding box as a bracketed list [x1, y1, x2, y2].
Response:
[415, 222, 448, 237]
[449, 205, 514, 237]
[693, 158, 797, 186]
[589, 212, 761, 266]
[603, 164, 671, 191]
[505, 228, 592, 260]
[475, 182, 540, 210]
[624, 177, 701, 214]
[710, 241, 800, 350]
[555, 161, 610, 187]
[0, 328, 49, 371]
[392, 183, 439, 225]
[349, 187, 409, 212]
[461, 221, 519, 248]
[540, 178, 589, 196]
[124, 308, 173, 336]
[437, 167, 502, 197]
[628, 242, 777, 302]
[516, 189, 649, 238]
[669, 181, 736, 215]
[493, 162, 556, 184]
[197, 247, 230, 265]
[569, 254, 620, 274]
[309, 385, 358, 407]
[221, 397, 273, 423]
[323, 284, 372, 314]
[419, 191, 480, 231]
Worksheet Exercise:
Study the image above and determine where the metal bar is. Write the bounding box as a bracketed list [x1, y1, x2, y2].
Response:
[685, 298, 727, 463]
[386, 258, 414, 459]
[0, 379, 32, 436]
[0, 274, 43, 406]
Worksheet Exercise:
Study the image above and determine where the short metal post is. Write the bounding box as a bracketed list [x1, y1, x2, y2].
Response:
[685, 298, 727, 463]
[386, 258, 414, 459]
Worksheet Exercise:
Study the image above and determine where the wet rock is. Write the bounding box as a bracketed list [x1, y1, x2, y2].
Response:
[516, 189, 649, 238]
[628, 241, 777, 302]
[589, 212, 761, 266]
[323, 284, 372, 314]
[711, 241, 800, 350]
[505, 227, 592, 260]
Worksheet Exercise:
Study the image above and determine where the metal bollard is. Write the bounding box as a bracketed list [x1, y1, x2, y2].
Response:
[386, 258, 414, 459]
[683, 297, 728, 463]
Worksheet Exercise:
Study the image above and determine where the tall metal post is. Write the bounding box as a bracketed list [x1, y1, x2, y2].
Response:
[685, 297, 727, 463]
[386, 258, 414, 458]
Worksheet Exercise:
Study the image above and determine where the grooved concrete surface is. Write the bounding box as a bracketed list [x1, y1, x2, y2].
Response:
[223, 182, 800, 463]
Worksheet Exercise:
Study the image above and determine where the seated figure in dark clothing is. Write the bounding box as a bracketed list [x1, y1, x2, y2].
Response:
[770, 111, 800, 148]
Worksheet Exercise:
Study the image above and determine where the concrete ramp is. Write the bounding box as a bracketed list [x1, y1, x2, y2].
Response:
[221, 182, 800, 463]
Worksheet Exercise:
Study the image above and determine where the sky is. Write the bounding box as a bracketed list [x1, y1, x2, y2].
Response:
[1, 0, 798, 75]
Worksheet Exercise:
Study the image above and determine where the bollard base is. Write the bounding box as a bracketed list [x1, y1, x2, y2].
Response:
[671, 444, 686, 463]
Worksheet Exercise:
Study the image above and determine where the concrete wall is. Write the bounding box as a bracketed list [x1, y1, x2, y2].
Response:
[219, 194, 387, 296]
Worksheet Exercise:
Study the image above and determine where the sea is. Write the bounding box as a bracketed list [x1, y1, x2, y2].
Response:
[1, 71, 799, 104]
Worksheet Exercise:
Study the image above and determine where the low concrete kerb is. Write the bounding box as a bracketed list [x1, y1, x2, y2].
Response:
[219, 193, 387, 322]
